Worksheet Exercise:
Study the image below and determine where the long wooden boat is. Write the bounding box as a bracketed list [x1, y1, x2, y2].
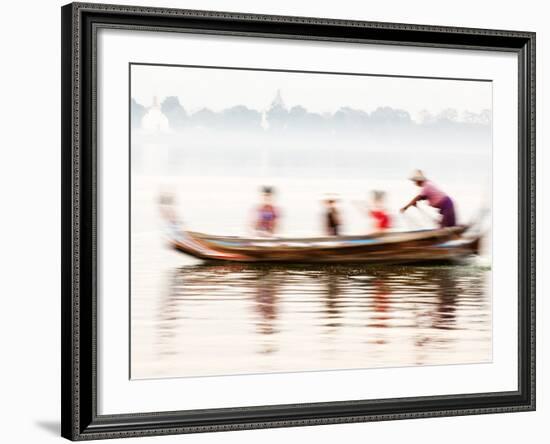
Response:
[166, 225, 481, 264]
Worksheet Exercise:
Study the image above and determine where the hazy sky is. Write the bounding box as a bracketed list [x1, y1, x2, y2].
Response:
[131, 64, 492, 120]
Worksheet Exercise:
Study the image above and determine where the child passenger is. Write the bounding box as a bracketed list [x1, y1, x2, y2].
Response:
[324, 198, 342, 236]
[369, 190, 391, 231]
[254, 186, 278, 236]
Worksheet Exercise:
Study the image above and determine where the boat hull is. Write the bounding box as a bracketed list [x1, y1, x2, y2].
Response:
[168, 227, 480, 264]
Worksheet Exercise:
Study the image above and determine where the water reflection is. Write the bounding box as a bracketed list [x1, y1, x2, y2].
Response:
[151, 263, 490, 378]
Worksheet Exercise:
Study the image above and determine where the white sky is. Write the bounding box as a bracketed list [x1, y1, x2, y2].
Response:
[131, 64, 492, 119]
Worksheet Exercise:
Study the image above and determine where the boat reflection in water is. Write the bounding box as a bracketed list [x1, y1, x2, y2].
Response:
[144, 262, 491, 379]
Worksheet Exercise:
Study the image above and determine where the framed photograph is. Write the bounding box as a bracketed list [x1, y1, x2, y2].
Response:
[61, 2, 535, 440]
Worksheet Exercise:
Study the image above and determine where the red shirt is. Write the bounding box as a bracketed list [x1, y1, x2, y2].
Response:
[370, 209, 391, 229]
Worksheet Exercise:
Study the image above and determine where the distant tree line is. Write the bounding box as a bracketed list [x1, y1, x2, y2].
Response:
[131, 95, 491, 132]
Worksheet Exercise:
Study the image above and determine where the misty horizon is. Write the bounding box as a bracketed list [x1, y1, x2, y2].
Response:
[131, 92, 491, 133]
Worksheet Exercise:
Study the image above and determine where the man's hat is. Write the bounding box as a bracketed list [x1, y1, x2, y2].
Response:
[409, 169, 427, 182]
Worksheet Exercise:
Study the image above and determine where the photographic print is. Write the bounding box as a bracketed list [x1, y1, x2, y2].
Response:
[129, 63, 493, 380]
[62, 5, 535, 438]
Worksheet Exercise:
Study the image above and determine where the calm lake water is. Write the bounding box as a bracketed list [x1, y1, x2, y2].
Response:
[131, 234, 492, 379]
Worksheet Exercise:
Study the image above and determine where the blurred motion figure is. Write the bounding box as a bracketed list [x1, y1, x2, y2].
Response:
[159, 192, 179, 228]
[400, 170, 456, 228]
[369, 190, 392, 231]
[254, 186, 279, 236]
[158, 192, 186, 242]
[354, 190, 392, 232]
[324, 197, 342, 236]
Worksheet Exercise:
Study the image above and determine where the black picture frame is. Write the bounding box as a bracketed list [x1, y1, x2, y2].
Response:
[61, 2, 536, 440]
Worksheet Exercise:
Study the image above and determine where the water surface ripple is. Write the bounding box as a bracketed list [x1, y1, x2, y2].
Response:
[131, 262, 491, 379]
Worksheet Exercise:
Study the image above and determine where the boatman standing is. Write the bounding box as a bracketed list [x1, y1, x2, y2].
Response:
[400, 170, 457, 228]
